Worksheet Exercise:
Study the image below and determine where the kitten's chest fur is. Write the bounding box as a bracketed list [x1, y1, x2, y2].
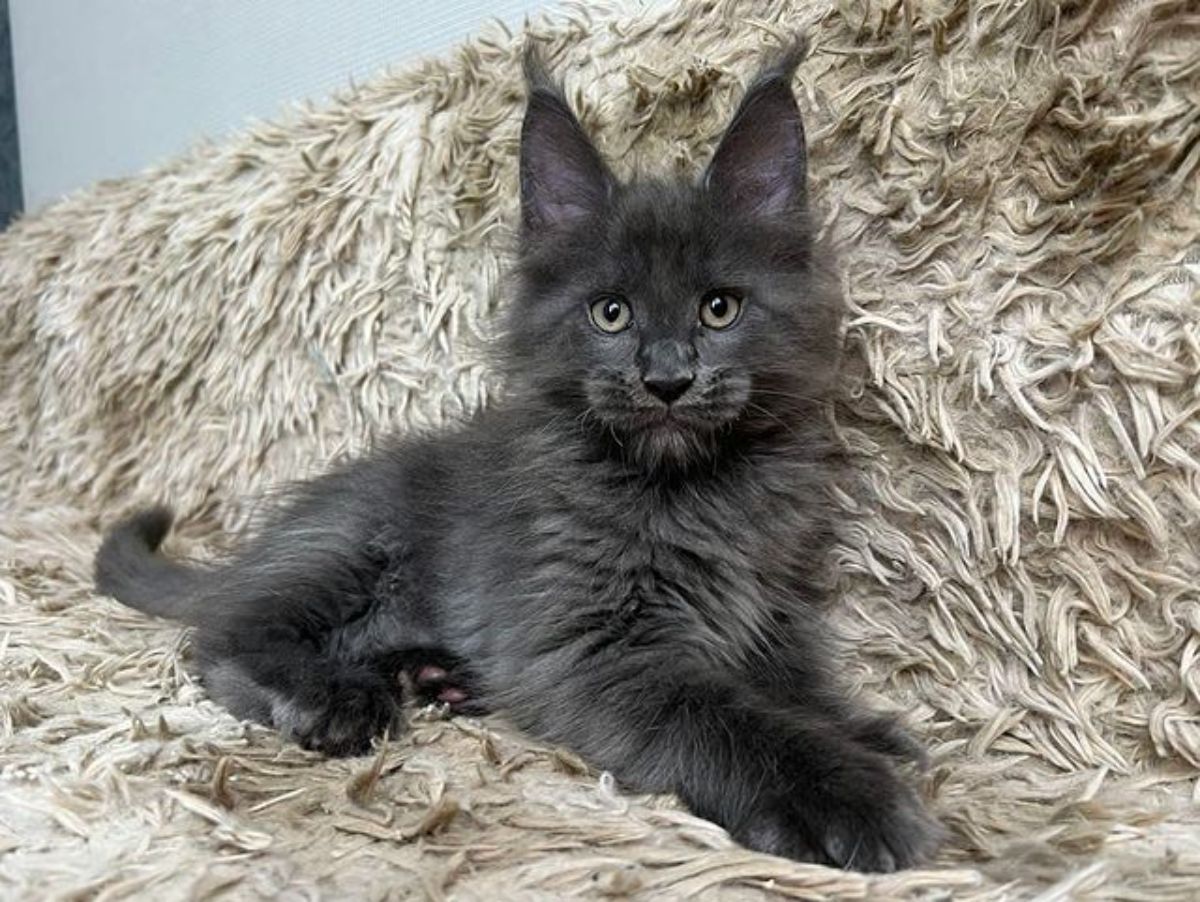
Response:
[457, 426, 839, 678]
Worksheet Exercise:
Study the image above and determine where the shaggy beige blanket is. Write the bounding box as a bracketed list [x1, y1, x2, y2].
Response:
[3, 0, 1199, 898]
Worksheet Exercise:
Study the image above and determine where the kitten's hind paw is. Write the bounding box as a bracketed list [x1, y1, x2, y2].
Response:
[404, 656, 490, 716]
[274, 672, 402, 757]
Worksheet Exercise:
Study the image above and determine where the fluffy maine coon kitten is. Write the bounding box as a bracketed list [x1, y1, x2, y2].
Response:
[95, 43, 941, 871]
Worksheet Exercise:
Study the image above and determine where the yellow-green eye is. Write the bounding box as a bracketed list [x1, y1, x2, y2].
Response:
[590, 297, 632, 333]
[700, 291, 742, 329]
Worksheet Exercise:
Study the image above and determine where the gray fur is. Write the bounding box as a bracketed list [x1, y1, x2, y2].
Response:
[95, 42, 941, 871]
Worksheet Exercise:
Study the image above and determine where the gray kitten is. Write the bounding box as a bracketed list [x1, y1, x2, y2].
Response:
[96, 43, 941, 871]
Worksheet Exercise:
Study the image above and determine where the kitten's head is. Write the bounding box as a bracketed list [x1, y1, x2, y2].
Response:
[505, 42, 842, 469]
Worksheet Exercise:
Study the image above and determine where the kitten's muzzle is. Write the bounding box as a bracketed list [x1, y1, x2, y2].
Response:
[639, 339, 696, 405]
[643, 372, 694, 404]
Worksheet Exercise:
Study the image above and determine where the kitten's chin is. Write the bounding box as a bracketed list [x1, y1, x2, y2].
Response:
[607, 410, 729, 470]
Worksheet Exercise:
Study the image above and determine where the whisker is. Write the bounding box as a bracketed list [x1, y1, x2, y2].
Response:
[745, 402, 811, 447]
[747, 387, 829, 406]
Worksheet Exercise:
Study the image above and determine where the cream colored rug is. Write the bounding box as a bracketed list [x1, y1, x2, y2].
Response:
[3, 0, 1200, 898]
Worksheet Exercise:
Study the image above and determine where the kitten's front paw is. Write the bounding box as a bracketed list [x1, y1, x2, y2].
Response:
[274, 673, 401, 757]
[848, 713, 930, 770]
[737, 753, 942, 872]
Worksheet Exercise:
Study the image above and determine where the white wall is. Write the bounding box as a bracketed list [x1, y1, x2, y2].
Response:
[11, 0, 552, 212]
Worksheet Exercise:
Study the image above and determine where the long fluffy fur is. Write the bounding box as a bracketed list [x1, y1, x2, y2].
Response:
[93, 42, 942, 871]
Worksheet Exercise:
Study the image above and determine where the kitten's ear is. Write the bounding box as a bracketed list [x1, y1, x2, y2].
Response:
[520, 47, 614, 235]
[704, 40, 809, 218]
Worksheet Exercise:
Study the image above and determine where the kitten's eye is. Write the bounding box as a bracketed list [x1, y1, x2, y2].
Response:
[700, 291, 742, 329]
[589, 296, 633, 333]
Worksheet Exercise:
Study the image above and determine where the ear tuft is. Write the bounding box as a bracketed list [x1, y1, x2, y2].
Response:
[519, 44, 613, 236]
[759, 36, 809, 87]
[522, 42, 557, 97]
[704, 38, 810, 219]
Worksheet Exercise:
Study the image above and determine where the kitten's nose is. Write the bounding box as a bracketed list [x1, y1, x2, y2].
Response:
[642, 372, 694, 404]
[640, 339, 696, 405]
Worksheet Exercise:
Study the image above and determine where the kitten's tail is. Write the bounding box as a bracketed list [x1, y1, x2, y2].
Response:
[94, 506, 208, 625]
